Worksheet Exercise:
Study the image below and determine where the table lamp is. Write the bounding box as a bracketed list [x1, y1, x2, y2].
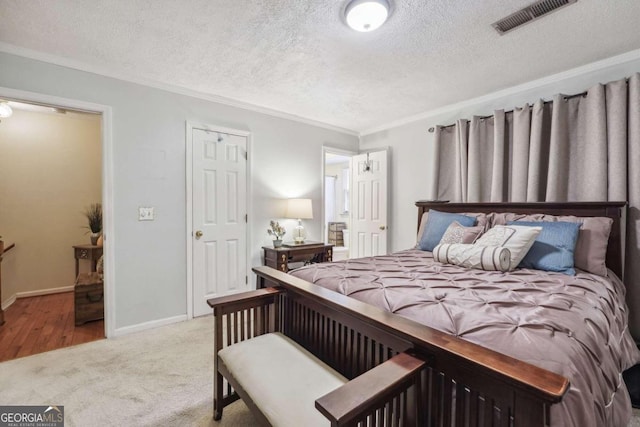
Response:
[285, 198, 313, 244]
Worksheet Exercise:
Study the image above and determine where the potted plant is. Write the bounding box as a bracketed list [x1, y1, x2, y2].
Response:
[84, 203, 103, 245]
[267, 220, 286, 248]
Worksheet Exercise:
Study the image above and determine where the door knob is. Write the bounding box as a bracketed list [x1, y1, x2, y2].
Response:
[379, 225, 386, 230]
[195, 230, 203, 239]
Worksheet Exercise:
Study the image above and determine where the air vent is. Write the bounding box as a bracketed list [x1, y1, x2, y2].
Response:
[492, 0, 577, 35]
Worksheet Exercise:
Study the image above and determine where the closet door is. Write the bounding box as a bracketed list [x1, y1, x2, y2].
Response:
[192, 128, 248, 317]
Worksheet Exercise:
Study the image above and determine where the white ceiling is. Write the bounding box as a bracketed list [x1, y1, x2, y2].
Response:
[1, 0, 639, 133]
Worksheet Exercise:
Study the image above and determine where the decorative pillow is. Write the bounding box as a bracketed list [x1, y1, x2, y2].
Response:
[418, 210, 477, 252]
[416, 212, 429, 245]
[439, 221, 484, 245]
[416, 211, 490, 247]
[491, 213, 613, 276]
[475, 225, 542, 270]
[573, 217, 613, 276]
[508, 221, 581, 275]
[433, 243, 511, 272]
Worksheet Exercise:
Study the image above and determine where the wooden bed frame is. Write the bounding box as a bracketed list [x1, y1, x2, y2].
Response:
[214, 201, 626, 426]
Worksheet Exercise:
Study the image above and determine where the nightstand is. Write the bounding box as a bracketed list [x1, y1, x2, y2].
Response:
[73, 244, 103, 277]
[261, 242, 333, 288]
[74, 272, 104, 325]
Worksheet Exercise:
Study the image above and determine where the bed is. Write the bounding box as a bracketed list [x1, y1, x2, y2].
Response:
[249, 201, 639, 426]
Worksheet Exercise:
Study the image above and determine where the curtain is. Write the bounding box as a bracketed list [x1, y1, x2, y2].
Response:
[433, 73, 640, 339]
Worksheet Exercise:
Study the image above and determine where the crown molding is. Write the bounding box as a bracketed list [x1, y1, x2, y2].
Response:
[5, 41, 639, 139]
[360, 47, 640, 136]
[0, 42, 359, 136]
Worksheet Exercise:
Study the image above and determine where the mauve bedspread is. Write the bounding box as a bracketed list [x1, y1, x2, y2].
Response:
[290, 249, 640, 427]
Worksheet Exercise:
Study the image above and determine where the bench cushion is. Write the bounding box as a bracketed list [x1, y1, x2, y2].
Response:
[218, 332, 347, 426]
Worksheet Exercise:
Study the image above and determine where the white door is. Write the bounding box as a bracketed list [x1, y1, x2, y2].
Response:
[350, 150, 388, 257]
[192, 128, 248, 317]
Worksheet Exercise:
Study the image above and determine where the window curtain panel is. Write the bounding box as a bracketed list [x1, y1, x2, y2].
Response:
[432, 73, 640, 339]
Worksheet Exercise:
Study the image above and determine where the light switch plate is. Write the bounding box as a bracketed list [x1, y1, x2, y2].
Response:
[138, 207, 154, 221]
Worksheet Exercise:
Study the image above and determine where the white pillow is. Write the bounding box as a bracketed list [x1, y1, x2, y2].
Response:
[433, 243, 511, 272]
[474, 225, 542, 270]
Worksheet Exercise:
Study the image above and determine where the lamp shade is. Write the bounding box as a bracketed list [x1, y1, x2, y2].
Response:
[285, 198, 313, 219]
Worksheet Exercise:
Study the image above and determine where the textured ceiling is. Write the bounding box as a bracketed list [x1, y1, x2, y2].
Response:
[1, 0, 640, 133]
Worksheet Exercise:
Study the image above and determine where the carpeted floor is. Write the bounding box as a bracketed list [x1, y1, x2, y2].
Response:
[0, 316, 254, 426]
[0, 315, 638, 426]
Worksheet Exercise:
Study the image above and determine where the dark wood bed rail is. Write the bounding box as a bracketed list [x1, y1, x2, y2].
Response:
[253, 265, 569, 427]
[416, 201, 627, 278]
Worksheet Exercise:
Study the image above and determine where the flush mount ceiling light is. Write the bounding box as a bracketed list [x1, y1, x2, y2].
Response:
[0, 101, 13, 118]
[345, 0, 390, 32]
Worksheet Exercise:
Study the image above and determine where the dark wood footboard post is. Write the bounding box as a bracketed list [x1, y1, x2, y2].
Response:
[213, 310, 224, 420]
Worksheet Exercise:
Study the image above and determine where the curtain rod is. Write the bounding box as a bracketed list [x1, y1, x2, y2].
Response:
[427, 89, 598, 133]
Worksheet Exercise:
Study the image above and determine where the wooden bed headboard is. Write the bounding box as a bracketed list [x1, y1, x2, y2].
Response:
[415, 201, 627, 278]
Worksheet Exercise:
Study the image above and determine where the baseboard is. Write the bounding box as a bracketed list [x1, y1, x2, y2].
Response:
[113, 314, 188, 337]
[1, 293, 17, 311]
[15, 285, 74, 299]
[1, 285, 76, 318]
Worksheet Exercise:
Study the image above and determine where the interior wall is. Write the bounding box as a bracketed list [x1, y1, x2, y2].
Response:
[360, 53, 640, 253]
[0, 108, 101, 303]
[0, 52, 359, 330]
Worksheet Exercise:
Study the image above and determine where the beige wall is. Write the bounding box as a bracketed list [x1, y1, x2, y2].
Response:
[0, 108, 101, 304]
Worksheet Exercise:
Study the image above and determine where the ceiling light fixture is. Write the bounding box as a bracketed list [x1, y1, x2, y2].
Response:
[345, 0, 390, 32]
[0, 102, 13, 119]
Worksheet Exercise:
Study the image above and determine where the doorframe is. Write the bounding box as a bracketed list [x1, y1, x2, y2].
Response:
[321, 146, 357, 247]
[0, 86, 115, 337]
[185, 121, 252, 319]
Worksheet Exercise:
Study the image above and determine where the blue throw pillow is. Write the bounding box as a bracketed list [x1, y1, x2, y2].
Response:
[507, 221, 581, 275]
[419, 210, 477, 252]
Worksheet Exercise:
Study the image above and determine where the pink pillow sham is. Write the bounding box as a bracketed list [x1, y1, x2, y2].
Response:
[439, 221, 484, 245]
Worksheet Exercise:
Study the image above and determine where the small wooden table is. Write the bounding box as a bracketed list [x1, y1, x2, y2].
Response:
[73, 244, 103, 277]
[75, 272, 104, 325]
[261, 242, 333, 288]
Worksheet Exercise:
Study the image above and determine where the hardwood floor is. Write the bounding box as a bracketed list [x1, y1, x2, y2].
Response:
[0, 291, 104, 362]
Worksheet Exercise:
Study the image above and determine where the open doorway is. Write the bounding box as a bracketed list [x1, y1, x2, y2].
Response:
[322, 148, 355, 261]
[0, 97, 106, 361]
